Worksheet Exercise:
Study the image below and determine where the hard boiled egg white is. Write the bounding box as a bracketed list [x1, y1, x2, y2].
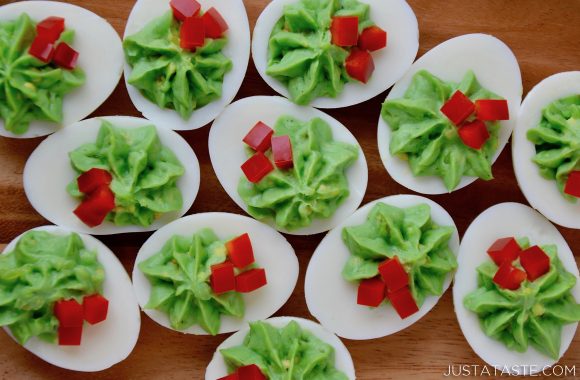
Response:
[1, 225, 141, 372]
[123, 0, 250, 130]
[208, 96, 368, 235]
[305, 194, 459, 340]
[23, 116, 200, 235]
[453, 202, 579, 375]
[205, 316, 356, 379]
[512, 71, 580, 229]
[252, 0, 419, 109]
[0, 1, 123, 139]
[377, 34, 523, 194]
[132, 212, 299, 335]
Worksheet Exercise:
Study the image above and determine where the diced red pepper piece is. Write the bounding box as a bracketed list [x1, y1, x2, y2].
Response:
[202, 7, 229, 38]
[387, 287, 419, 319]
[357, 277, 385, 307]
[487, 237, 521, 266]
[170, 0, 201, 21]
[378, 256, 409, 292]
[271, 135, 293, 169]
[210, 261, 236, 294]
[54, 299, 84, 327]
[358, 26, 387, 51]
[36, 16, 65, 43]
[241, 152, 274, 183]
[564, 171, 580, 198]
[28, 36, 54, 63]
[235, 268, 267, 293]
[519, 245, 550, 281]
[493, 262, 527, 290]
[330, 16, 359, 46]
[73, 185, 115, 227]
[243, 122, 273, 152]
[440, 90, 475, 125]
[458, 119, 490, 150]
[237, 364, 266, 380]
[226, 233, 255, 268]
[345, 48, 375, 83]
[77, 168, 112, 194]
[217, 373, 239, 380]
[83, 294, 109, 325]
[180, 16, 205, 50]
[475, 99, 509, 121]
[58, 325, 82, 346]
[52, 42, 79, 70]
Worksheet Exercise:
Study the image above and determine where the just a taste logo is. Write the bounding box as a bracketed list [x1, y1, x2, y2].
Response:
[443, 364, 577, 377]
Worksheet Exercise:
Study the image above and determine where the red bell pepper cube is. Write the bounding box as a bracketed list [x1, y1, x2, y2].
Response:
[73, 185, 116, 227]
[210, 261, 236, 294]
[487, 237, 521, 266]
[357, 277, 385, 307]
[440, 90, 475, 125]
[226, 233, 255, 268]
[271, 135, 293, 169]
[241, 152, 274, 183]
[28, 36, 54, 63]
[52, 42, 79, 70]
[345, 48, 375, 83]
[243, 122, 273, 152]
[202, 7, 229, 38]
[475, 99, 509, 121]
[36, 16, 65, 43]
[58, 325, 83, 346]
[458, 119, 490, 150]
[180, 16, 205, 50]
[77, 168, 112, 194]
[378, 256, 409, 292]
[493, 262, 527, 290]
[217, 374, 239, 380]
[387, 287, 419, 319]
[519, 245, 550, 281]
[358, 26, 387, 51]
[237, 364, 266, 380]
[564, 171, 580, 198]
[83, 294, 109, 325]
[54, 299, 84, 327]
[330, 16, 359, 46]
[170, 0, 201, 21]
[235, 268, 267, 293]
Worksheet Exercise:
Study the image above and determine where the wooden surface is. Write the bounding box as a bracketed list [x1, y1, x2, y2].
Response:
[0, 0, 579, 379]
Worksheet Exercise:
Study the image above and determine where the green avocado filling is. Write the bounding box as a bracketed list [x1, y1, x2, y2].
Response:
[464, 237, 580, 360]
[138, 228, 244, 335]
[381, 70, 503, 191]
[0, 231, 104, 345]
[220, 320, 348, 379]
[67, 120, 185, 227]
[123, 11, 232, 120]
[267, 0, 374, 105]
[342, 202, 457, 306]
[238, 115, 358, 231]
[527, 95, 580, 201]
[0, 13, 85, 135]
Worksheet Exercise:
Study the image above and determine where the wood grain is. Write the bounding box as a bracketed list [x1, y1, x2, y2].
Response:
[0, 0, 578, 379]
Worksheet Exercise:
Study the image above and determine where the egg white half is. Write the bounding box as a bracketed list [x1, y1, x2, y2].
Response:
[252, 0, 418, 109]
[377, 33, 523, 194]
[204, 316, 356, 379]
[23, 116, 200, 235]
[512, 72, 580, 229]
[123, 0, 250, 130]
[453, 202, 579, 375]
[1, 225, 141, 372]
[132, 212, 299, 335]
[305, 194, 459, 340]
[208, 95, 368, 235]
[0, 1, 123, 139]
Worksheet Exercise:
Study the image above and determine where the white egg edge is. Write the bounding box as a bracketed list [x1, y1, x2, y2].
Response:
[131, 212, 299, 335]
[377, 33, 523, 194]
[304, 194, 460, 340]
[208, 95, 368, 235]
[453, 202, 579, 375]
[23, 115, 200, 235]
[204, 316, 356, 380]
[0, 1, 123, 139]
[251, 0, 419, 109]
[122, 0, 250, 130]
[512, 71, 580, 229]
[1, 225, 141, 372]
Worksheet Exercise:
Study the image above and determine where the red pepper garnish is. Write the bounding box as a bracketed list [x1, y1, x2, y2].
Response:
[493, 262, 527, 290]
[52, 42, 79, 70]
[487, 237, 521, 266]
[271, 135, 293, 169]
[387, 287, 419, 319]
[440, 90, 475, 126]
[378, 256, 409, 292]
[82, 294, 109, 325]
[226, 233, 255, 269]
[458, 119, 490, 150]
[357, 277, 385, 307]
[241, 151, 274, 183]
[54, 299, 84, 327]
[519, 245, 550, 281]
[73, 185, 116, 227]
[358, 26, 387, 51]
[217, 374, 239, 380]
[345, 48, 375, 83]
[210, 261, 236, 294]
[77, 168, 112, 194]
[58, 325, 82, 346]
[36, 17, 65, 43]
[180, 16, 205, 50]
[330, 16, 359, 46]
[243, 122, 273, 152]
[564, 171, 580, 198]
[28, 36, 54, 63]
[170, 0, 201, 21]
[235, 268, 267, 293]
[475, 99, 509, 121]
[202, 7, 229, 38]
[237, 364, 267, 380]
